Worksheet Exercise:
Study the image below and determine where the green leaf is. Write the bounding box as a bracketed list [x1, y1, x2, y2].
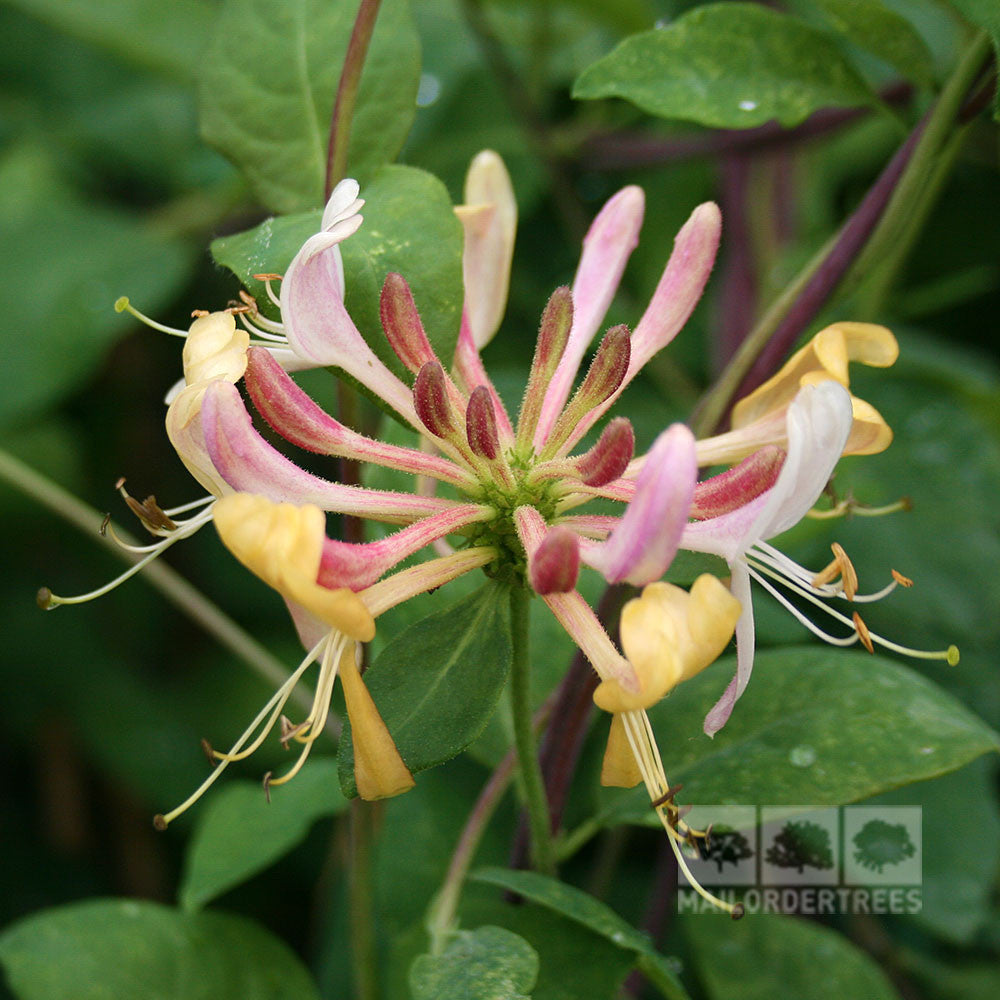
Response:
[179, 758, 347, 912]
[573, 3, 878, 128]
[863, 758, 1000, 944]
[471, 869, 691, 1000]
[598, 647, 999, 827]
[410, 926, 538, 1000]
[2, 0, 214, 83]
[0, 144, 192, 428]
[338, 582, 512, 798]
[682, 911, 899, 1000]
[0, 900, 320, 1000]
[209, 164, 465, 381]
[809, 0, 935, 87]
[198, 0, 420, 213]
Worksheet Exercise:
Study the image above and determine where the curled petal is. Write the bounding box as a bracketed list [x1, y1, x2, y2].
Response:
[682, 382, 853, 560]
[533, 186, 645, 450]
[581, 424, 696, 585]
[182, 312, 250, 386]
[165, 383, 232, 497]
[703, 565, 754, 736]
[282, 214, 419, 427]
[201, 381, 458, 524]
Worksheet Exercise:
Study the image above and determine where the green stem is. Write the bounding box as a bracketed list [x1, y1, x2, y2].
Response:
[848, 31, 992, 290]
[0, 447, 328, 730]
[691, 30, 992, 437]
[348, 798, 379, 1000]
[508, 586, 556, 875]
[325, 0, 382, 197]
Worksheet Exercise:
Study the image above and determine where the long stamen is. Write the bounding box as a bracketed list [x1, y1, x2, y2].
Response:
[620, 710, 741, 918]
[238, 312, 288, 342]
[114, 297, 188, 337]
[39, 511, 212, 608]
[253, 273, 284, 310]
[807, 496, 912, 520]
[747, 560, 959, 663]
[163, 495, 215, 518]
[154, 635, 329, 828]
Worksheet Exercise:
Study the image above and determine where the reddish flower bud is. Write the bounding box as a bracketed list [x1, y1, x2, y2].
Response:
[575, 417, 635, 487]
[529, 525, 580, 594]
[517, 287, 574, 448]
[466, 385, 501, 460]
[578, 325, 631, 407]
[690, 445, 785, 520]
[413, 361, 457, 439]
[380, 273, 436, 374]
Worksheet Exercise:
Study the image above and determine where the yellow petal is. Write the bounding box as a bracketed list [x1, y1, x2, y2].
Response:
[731, 323, 897, 430]
[283, 571, 375, 642]
[600, 713, 642, 787]
[682, 574, 743, 682]
[339, 648, 414, 800]
[182, 312, 250, 386]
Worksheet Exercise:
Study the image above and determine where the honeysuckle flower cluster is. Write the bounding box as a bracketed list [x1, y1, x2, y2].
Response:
[43, 150, 957, 913]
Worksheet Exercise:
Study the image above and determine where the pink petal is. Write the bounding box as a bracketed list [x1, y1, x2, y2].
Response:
[317, 504, 490, 590]
[282, 228, 420, 428]
[561, 202, 721, 453]
[703, 565, 754, 736]
[245, 348, 473, 487]
[533, 186, 645, 451]
[580, 424, 696, 585]
[453, 315, 515, 443]
[201, 381, 458, 524]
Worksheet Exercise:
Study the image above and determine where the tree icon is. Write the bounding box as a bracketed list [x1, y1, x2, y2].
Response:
[698, 827, 754, 873]
[852, 819, 916, 873]
[765, 820, 834, 873]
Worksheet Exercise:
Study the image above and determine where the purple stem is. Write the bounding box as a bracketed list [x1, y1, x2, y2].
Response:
[714, 153, 757, 372]
[584, 83, 913, 169]
[622, 837, 678, 997]
[733, 111, 928, 401]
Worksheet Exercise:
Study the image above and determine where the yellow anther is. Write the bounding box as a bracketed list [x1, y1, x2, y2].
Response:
[891, 569, 914, 588]
[852, 612, 874, 654]
[811, 542, 857, 600]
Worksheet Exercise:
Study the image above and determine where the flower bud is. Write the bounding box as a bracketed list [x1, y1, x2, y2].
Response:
[380, 273, 436, 374]
[529, 525, 580, 595]
[575, 417, 635, 487]
[690, 445, 786, 519]
[466, 385, 501, 460]
[413, 361, 458, 440]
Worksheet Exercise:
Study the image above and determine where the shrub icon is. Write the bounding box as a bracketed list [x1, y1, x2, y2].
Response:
[698, 827, 754, 873]
[765, 820, 834, 873]
[852, 819, 916, 873]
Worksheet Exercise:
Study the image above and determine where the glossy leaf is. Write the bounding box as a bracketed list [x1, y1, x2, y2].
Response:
[598, 647, 999, 827]
[683, 912, 899, 1000]
[199, 0, 420, 213]
[410, 926, 538, 1000]
[338, 582, 512, 798]
[210, 164, 464, 381]
[0, 900, 320, 1000]
[472, 868, 691, 1000]
[573, 3, 878, 128]
[810, 0, 934, 86]
[179, 758, 347, 912]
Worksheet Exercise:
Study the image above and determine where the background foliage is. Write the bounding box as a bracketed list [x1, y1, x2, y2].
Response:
[1, 1, 999, 998]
